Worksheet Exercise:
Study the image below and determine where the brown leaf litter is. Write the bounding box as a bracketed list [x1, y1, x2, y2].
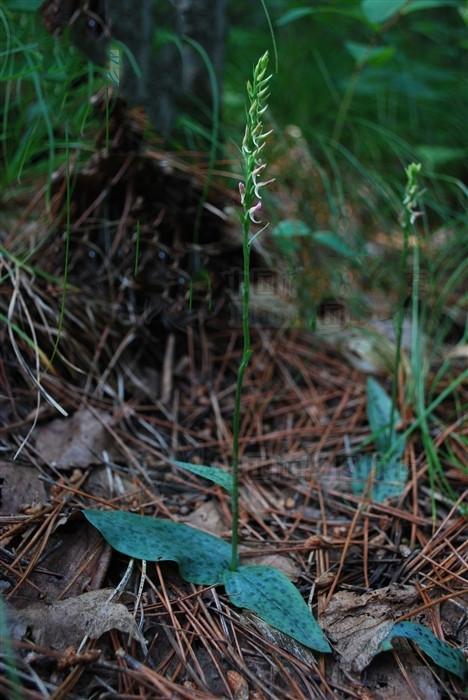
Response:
[14, 588, 144, 649]
[34, 407, 116, 469]
[0, 460, 47, 515]
[321, 584, 419, 673]
[363, 650, 442, 700]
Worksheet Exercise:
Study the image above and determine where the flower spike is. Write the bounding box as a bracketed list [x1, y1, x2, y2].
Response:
[239, 51, 274, 234]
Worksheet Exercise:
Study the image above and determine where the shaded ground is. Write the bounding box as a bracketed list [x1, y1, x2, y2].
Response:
[0, 119, 466, 699]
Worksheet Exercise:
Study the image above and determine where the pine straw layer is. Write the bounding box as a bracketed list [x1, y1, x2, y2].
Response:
[0, 143, 466, 699]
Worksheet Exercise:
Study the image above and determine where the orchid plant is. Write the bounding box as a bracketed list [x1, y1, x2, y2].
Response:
[230, 50, 274, 571]
[83, 54, 468, 678]
[84, 51, 331, 654]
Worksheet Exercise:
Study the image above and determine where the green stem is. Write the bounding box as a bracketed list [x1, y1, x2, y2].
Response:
[230, 213, 252, 571]
[388, 203, 411, 448]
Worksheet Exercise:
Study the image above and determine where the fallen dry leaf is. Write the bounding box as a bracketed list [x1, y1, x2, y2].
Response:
[321, 584, 419, 673]
[10, 520, 110, 606]
[446, 344, 468, 360]
[182, 500, 226, 536]
[34, 408, 115, 469]
[240, 552, 301, 580]
[240, 484, 282, 516]
[440, 597, 468, 649]
[242, 612, 317, 666]
[0, 461, 47, 514]
[365, 647, 441, 700]
[16, 588, 143, 649]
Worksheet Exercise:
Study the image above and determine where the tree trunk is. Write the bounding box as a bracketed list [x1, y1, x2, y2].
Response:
[108, 0, 227, 136]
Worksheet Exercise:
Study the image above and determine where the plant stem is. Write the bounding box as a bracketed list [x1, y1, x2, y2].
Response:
[388, 186, 411, 449]
[230, 212, 252, 571]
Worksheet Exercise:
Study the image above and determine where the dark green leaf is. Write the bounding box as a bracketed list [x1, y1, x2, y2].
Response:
[416, 145, 468, 168]
[361, 0, 406, 24]
[84, 510, 231, 585]
[3, 0, 42, 11]
[403, 0, 460, 12]
[273, 219, 312, 238]
[277, 6, 363, 26]
[224, 565, 331, 653]
[380, 622, 467, 680]
[272, 219, 312, 256]
[351, 453, 408, 502]
[272, 222, 358, 262]
[312, 231, 357, 259]
[345, 41, 396, 66]
[173, 461, 233, 493]
[277, 8, 317, 25]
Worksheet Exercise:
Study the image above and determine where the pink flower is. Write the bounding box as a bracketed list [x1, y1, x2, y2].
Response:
[248, 201, 262, 224]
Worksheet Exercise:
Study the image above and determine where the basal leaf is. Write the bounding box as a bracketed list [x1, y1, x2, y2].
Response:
[354, 379, 407, 501]
[224, 565, 331, 653]
[84, 510, 231, 585]
[380, 622, 467, 680]
[367, 377, 402, 455]
[173, 461, 233, 493]
[361, 0, 406, 24]
[351, 453, 408, 502]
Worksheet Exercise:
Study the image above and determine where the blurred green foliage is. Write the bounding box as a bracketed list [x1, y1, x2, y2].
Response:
[0, 7, 102, 193]
[2, 1, 466, 209]
[1, 0, 466, 331]
[225, 0, 467, 220]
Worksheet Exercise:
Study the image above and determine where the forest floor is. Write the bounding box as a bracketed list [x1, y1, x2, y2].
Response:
[0, 124, 466, 699]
